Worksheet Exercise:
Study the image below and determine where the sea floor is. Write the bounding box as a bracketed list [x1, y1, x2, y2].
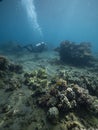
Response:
[2, 50, 98, 75]
[0, 50, 98, 130]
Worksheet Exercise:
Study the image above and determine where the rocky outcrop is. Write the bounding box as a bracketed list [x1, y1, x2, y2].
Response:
[55, 40, 94, 66]
[0, 55, 23, 90]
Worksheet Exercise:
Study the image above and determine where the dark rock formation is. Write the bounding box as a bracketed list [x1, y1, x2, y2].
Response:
[0, 55, 23, 91]
[55, 40, 94, 66]
[0, 55, 9, 70]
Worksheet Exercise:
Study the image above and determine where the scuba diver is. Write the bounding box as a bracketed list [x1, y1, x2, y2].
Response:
[18, 42, 47, 53]
[34, 42, 47, 52]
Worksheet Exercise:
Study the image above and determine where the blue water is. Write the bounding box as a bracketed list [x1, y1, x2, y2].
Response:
[0, 0, 98, 51]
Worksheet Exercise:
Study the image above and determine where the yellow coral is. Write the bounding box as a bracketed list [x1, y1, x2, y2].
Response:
[56, 79, 67, 87]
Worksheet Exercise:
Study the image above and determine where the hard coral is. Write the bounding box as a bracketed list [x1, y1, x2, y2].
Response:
[56, 78, 67, 91]
[24, 68, 48, 90]
[24, 69, 98, 127]
[55, 40, 94, 66]
[47, 107, 59, 124]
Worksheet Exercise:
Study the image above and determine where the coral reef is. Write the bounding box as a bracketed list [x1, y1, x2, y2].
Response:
[24, 69, 98, 129]
[0, 54, 98, 130]
[55, 40, 95, 66]
[36, 79, 98, 114]
[57, 69, 98, 97]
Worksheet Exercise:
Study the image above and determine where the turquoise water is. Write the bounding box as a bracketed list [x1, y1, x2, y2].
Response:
[0, 0, 98, 51]
[0, 1, 98, 130]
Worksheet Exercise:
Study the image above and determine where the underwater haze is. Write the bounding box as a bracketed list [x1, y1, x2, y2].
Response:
[0, 0, 98, 51]
[1, 1, 98, 130]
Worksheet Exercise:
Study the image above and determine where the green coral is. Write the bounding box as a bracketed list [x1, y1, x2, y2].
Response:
[37, 69, 47, 79]
[24, 68, 48, 90]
